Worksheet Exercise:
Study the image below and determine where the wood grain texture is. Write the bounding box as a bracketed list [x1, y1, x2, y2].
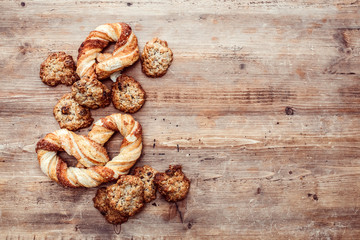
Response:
[1, 0, 360, 239]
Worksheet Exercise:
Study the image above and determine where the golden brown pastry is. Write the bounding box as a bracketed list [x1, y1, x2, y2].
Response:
[36, 113, 143, 188]
[77, 22, 139, 80]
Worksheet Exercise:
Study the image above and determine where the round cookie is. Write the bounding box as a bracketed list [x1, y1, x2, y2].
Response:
[111, 74, 146, 113]
[106, 175, 145, 217]
[141, 37, 173, 78]
[40, 52, 79, 86]
[133, 165, 158, 203]
[93, 187, 129, 225]
[154, 165, 190, 202]
[53, 93, 93, 131]
[71, 74, 111, 109]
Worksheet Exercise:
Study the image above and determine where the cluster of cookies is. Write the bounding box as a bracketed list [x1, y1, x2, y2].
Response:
[40, 23, 173, 131]
[37, 23, 186, 226]
[93, 165, 190, 224]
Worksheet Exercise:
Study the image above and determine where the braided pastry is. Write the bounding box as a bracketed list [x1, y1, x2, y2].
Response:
[76, 22, 139, 80]
[36, 114, 143, 188]
[88, 113, 143, 176]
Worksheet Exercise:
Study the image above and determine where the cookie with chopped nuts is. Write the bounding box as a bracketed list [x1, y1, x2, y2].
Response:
[71, 74, 111, 109]
[141, 37, 173, 77]
[40, 52, 79, 86]
[93, 187, 128, 225]
[154, 165, 190, 202]
[133, 165, 158, 203]
[106, 175, 145, 217]
[111, 74, 146, 113]
[53, 93, 93, 131]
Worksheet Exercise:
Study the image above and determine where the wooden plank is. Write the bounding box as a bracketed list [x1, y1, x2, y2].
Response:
[0, 0, 360, 239]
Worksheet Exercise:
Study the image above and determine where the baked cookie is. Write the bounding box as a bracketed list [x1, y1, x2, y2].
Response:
[141, 37, 173, 77]
[133, 165, 158, 203]
[106, 175, 145, 217]
[111, 74, 146, 113]
[40, 52, 79, 86]
[154, 165, 190, 202]
[93, 187, 128, 225]
[53, 93, 93, 131]
[71, 74, 111, 109]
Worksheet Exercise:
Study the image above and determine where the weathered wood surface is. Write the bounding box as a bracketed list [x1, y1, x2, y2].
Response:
[1, 0, 360, 239]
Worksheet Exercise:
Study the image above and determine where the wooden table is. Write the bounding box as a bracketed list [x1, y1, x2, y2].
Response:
[1, 0, 359, 239]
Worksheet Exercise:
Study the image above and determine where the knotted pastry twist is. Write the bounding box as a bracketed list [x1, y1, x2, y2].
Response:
[36, 114, 143, 188]
[77, 22, 139, 80]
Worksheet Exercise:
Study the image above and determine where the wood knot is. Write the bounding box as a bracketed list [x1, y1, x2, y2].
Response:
[187, 222, 193, 229]
[285, 106, 294, 115]
[307, 193, 319, 201]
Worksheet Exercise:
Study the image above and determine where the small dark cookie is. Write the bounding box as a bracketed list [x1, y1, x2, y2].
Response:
[93, 187, 128, 225]
[53, 93, 93, 131]
[40, 52, 79, 86]
[111, 74, 146, 113]
[133, 165, 158, 203]
[71, 74, 111, 109]
[154, 165, 190, 202]
[141, 37, 173, 78]
[106, 175, 145, 217]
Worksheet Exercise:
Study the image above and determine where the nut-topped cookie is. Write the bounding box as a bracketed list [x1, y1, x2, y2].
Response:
[93, 187, 128, 224]
[71, 74, 111, 109]
[154, 165, 190, 202]
[106, 175, 145, 217]
[133, 165, 158, 203]
[40, 52, 79, 86]
[53, 93, 93, 131]
[141, 37, 173, 78]
[111, 74, 146, 113]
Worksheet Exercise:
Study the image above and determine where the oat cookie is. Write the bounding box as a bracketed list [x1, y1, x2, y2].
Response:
[93, 187, 128, 224]
[53, 93, 93, 131]
[106, 175, 145, 217]
[154, 165, 190, 202]
[40, 52, 79, 86]
[141, 37, 173, 77]
[133, 165, 158, 203]
[71, 74, 111, 109]
[111, 74, 146, 113]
